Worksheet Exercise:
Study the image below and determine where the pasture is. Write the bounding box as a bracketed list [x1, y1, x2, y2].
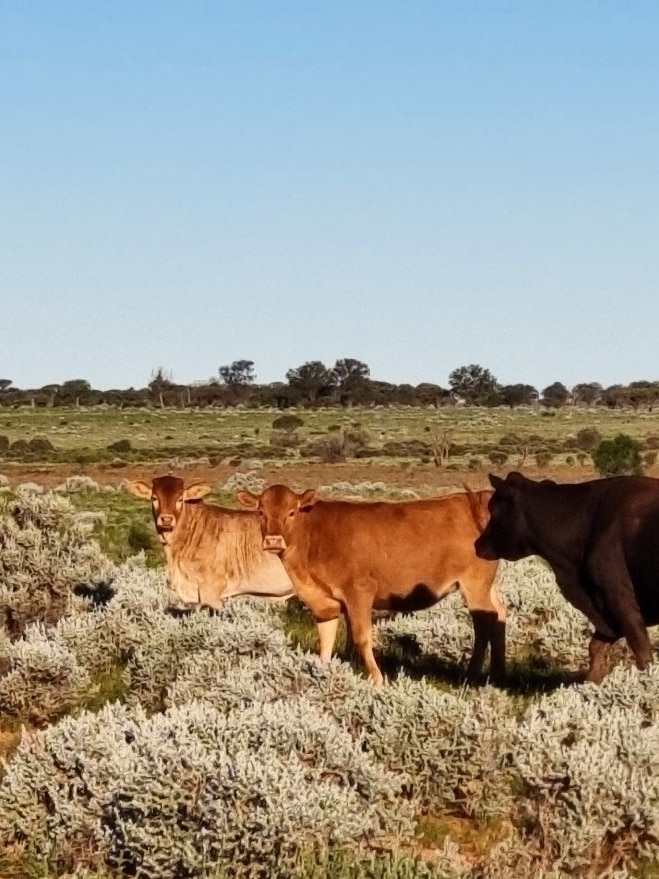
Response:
[2, 406, 659, 877]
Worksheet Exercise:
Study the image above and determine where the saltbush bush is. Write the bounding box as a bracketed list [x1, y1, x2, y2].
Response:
[0, 488, 113, 637]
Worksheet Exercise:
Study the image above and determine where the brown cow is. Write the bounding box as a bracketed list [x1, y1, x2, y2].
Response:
[236, 484, 505, 684]
[127, 475, 294, 609]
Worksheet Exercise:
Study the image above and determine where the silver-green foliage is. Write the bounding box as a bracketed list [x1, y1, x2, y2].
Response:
[0, 486, 114, 637]
[0, 699, 413, 879]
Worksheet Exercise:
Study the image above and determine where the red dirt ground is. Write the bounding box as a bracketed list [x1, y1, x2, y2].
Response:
[2, 460, 605, 493]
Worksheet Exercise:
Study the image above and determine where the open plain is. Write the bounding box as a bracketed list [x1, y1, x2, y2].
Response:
[2, 405, 659, 877]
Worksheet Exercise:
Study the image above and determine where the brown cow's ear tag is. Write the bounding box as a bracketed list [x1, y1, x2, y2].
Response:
[236, 490, 259, 510]
[126, 481, 153, 500]
[183, 482, 212, 502]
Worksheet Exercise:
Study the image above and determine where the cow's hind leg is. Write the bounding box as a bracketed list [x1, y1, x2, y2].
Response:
[588, 550, 653, 676]
[587, 631, 617, 684]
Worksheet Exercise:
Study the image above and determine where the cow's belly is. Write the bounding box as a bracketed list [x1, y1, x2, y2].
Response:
[373, 581, 459, 613]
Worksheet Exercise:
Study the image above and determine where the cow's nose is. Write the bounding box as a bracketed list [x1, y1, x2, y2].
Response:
[263, 534, 287, 553]
[159, 514, 175, 529]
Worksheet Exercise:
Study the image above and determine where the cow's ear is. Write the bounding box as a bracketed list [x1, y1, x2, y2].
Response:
[126, 480, 153, 500]
[236, 490, 260, 510]
[183, 482, 211, 502]
[488, 474, 504, 490]
[298, 489, 317, 512]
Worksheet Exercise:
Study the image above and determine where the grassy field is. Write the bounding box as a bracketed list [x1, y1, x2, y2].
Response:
[1, 402, 659, 455]
[1, 404, 659, 495]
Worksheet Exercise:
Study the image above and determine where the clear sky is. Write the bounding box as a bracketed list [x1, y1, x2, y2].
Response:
[2, 1, 658, 392]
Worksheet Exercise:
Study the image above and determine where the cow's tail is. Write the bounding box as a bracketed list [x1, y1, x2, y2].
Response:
[463, 483, 490, 534]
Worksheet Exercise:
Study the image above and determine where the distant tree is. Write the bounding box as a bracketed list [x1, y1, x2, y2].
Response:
[58, 379, 92, 407]
[149, 367, 173, 409]
[331, 358, 371, 405]
[593, 434, 643, 477]
[448, 364, 498, 405]
[368, 380, 398, 406]
[40, 384, 60, 408]
[253, 382, 293, 409]
[602, 384, 627, 409]
[286, 361, 335, 406]
[218, 360, 256, 386]
[0, 379, 12, 391]
[499, 384, 538, 408]
[571, 382, 602, 406]
[415, 383, 451, 408]
[541, 381, 570, 408]
[392, 383, 417, 405]
[628, 381, 659, 412]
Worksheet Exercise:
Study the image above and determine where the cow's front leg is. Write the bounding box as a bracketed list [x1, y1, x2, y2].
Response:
[308, 594, 343, 663]
[344, 590, 383, 685]
[317, 618, 340, 662]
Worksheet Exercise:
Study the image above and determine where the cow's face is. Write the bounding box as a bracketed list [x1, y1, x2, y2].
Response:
[236, 484, 317, 553]
[127, 475, 211, 544]
[474, 472, 533, 562]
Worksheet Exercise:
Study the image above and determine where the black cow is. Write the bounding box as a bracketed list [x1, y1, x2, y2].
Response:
[474, 471, 659, 683]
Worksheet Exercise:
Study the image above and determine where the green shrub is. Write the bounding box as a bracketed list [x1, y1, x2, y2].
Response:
[107, 439, 132, 454]
[535, 450, 552, 468]
[272, 414, 304, 431]
[28, 436, 54, 455]
[488, 450, 508, 467]
[592, 434, 643, 477]
[574, 427, 602, 451]
[127, 523, 155, 555]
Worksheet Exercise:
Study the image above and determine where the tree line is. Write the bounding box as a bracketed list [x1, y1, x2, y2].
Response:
[1, 361, 658, 410]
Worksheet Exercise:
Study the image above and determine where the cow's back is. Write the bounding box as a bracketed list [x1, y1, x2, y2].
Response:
[288, 491, 495, 608]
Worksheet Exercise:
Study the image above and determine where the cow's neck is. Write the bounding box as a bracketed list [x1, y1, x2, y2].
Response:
[161, 503, 201, 556]
[524, 481, 590, 565]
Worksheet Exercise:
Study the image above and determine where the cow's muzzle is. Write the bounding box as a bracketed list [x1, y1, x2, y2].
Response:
[263, 534, 287, 553]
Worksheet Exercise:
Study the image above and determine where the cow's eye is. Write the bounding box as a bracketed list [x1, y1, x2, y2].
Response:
[287, 509, 296, 518]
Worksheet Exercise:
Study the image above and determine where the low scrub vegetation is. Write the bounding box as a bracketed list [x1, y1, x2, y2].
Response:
[2, 485, 659, 877]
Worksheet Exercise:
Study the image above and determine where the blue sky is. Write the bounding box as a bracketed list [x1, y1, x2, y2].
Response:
[2, 1, 658, 391]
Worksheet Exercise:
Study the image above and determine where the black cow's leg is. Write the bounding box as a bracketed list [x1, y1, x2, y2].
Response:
[600, 584, 653, 673]
[466, 610, 491, 681]
[489, 618, 507, 685]
[587, 631, 617, 684]
[586, 549, 653, 676]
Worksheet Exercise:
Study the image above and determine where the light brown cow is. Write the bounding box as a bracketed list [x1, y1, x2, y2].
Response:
[127, 475, 294, 609]
[236, 484, 505, 684]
